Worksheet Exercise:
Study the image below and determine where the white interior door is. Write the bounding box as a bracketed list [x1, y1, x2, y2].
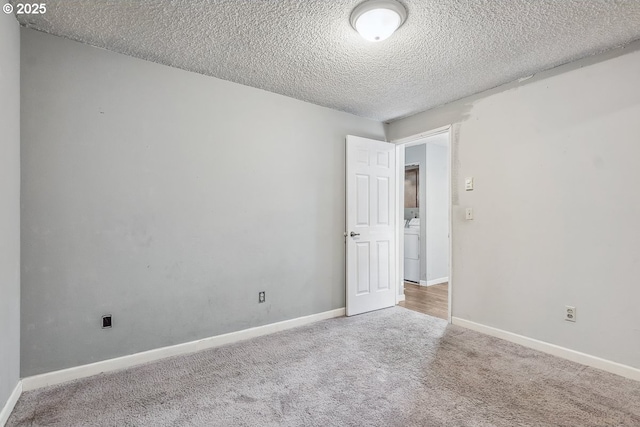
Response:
[346, 135, 396, 316]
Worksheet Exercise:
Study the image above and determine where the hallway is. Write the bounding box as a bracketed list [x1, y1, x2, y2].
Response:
[399, 282, 448, 320]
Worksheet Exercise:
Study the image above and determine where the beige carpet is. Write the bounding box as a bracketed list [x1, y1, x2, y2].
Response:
[8, 307, 640, 426]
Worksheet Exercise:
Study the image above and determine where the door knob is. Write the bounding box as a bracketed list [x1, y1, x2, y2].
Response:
[350, 232, 360, 237]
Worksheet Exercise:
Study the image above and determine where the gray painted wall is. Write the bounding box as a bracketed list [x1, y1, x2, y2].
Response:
[0, 14, 21, 407]
[388, 42, 640, 368]
[20, 29, 384, 376]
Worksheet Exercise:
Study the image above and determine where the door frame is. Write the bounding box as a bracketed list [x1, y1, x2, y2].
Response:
[391, 125, 453, 323]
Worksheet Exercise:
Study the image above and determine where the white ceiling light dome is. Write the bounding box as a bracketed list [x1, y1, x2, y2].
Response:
[350, 0, 407, 42]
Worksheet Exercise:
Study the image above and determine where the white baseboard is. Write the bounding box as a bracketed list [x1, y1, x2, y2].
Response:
[419, 280, 427, 286]
[22, 308, 345, 392]
[0, 381, 22, 427]
[426, 277, 448, 286]
[452, 317, 640, 382]
[397, 294, 406, 302]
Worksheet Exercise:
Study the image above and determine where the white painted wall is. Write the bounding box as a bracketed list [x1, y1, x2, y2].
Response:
[0, 13, 21, 409]
[20, 29, 385, 376]
[425, 142, 449, 283]
[388, 42, 640, 369]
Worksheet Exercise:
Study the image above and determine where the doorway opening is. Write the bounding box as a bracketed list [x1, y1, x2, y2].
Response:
[394, 128, 451, 321]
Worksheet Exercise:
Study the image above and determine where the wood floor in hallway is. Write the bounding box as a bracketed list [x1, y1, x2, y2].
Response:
[399, 282, 448, 320]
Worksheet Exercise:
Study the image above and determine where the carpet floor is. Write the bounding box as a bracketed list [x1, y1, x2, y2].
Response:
[8, 307, 640, 426]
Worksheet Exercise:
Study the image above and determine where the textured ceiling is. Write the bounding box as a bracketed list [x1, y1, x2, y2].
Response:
[12, 0, 640, 122]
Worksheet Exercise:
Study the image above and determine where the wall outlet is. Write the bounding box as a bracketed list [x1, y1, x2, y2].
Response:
[465, 177, 474, 191]
[258, 291, 265, 303]
[565, 306, 576, 322]
[465, 208, 474, 220]
[102, 315, 112, 329]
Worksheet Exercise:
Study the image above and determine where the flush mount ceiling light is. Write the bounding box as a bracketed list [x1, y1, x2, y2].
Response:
[350, 0, 407, 42]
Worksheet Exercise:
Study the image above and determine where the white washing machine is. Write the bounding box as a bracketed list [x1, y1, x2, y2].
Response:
[404, 218, 420, 283]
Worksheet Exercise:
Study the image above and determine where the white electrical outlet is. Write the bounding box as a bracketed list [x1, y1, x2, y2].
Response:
[565, 306, 576, 322]
[465, 208, 474, 220]
[465, 177, 474, 191]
